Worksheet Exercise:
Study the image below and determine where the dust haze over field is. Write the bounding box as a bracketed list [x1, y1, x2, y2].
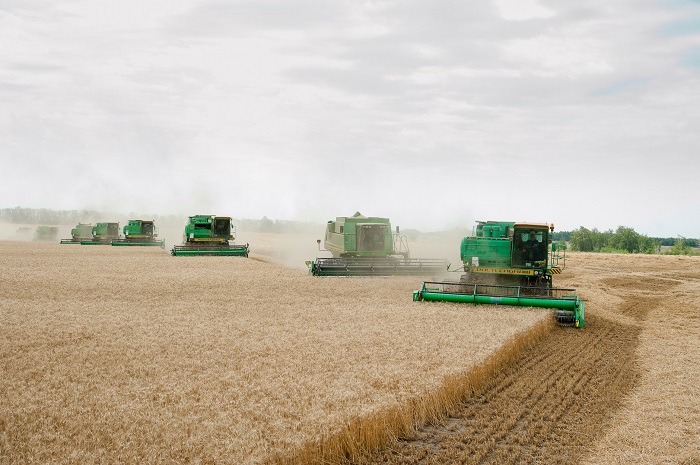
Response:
[0, 215, 467, 271]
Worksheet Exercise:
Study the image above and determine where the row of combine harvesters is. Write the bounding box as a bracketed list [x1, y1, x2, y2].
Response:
[58, 212, 583, 328]
[60, 220, 166, 248]
[302, 212, 583, 328]
[59, 215, 249, 256]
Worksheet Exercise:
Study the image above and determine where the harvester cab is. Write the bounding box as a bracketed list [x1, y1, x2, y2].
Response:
[458, 221, 565, 288]
[306, 212, 447, 276]
[414, 220, 583, 328]
[60, 223, 93, 244]
[170, 215, 249, 257]
[80, 222, 120, 245]
[112, 220, 165, 248]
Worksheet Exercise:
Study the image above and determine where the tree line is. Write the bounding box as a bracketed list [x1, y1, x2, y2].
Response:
[552, 226, 698, 255]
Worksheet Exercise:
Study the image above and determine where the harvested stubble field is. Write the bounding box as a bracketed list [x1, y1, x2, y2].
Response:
[2, 241, 699, 465]
[362, 252, 700, 465]
[0, 240, 547, 464]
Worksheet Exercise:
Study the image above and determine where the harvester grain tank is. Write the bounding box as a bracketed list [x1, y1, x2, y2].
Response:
[171, 215, 249, 256]
[60, 223, 93, 244]
[81, 222, 120, 245]
[33, 225, 58, 242]
[111, 220, 165, 248]
[412, 221, 584, 327]
[306, 212, 447, 276]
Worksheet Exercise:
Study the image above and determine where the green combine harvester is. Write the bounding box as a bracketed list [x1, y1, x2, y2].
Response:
[33, 225, 59, 242]
[412, 221, 584, 327]
[60, 223, 93, 244]
[80, 222, 121, 245]
[171, 215, 249, 257]
[306, 212, 447, 276]
[112, 220, 165, 248]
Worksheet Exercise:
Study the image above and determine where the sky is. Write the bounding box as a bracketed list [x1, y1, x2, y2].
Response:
[1, 0, 699, 236]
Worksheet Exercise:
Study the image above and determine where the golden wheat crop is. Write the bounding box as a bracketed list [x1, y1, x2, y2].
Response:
[0, 240, 549, 464]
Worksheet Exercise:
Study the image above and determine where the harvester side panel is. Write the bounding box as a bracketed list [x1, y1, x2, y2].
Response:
[461, 237, 512, 268]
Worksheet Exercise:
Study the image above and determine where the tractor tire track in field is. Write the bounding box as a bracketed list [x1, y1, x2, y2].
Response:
[356, 306, 647, 465]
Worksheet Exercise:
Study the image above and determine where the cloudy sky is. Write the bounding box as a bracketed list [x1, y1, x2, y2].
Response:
[1, 0, 699, 236]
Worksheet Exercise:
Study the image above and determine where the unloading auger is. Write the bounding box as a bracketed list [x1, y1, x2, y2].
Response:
[412, 221, 584, 327]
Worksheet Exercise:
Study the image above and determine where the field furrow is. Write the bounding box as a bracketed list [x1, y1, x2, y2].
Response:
[357, 313, 642, 465]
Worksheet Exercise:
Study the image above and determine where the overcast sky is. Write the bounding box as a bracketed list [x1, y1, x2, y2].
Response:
[1, 0, 699, 236]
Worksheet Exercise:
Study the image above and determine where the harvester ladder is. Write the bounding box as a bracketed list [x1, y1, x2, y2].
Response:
[549, 242, 567, 270]
[394, 234, 410, 258]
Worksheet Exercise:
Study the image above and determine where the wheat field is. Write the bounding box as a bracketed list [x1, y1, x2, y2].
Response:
[3, 238, 699, 464]
[0, 239, 547, 464]
[361, 252, 700, 464]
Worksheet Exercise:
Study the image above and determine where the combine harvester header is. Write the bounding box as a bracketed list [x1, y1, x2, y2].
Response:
[413, 221, 584, 327]
[171, 215, 249, 257]
[112, 220, 165, 248]
[307, 212, 447, 277]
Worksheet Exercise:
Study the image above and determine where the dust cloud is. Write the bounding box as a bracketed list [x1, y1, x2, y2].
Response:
[0, 210, 473, 271]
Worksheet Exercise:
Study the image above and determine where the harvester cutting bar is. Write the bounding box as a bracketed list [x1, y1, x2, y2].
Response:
[170, 244, 249, 257]
[60, 239, 83, 244]
[111, 238, 165, 248]
[413, 281, 584, 328]
[79, 240, 113, 245]
[310, 257, 447, 277]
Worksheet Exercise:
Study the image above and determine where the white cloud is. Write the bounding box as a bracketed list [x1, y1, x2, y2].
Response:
[494, 0, 555, 21]
[0, 1, 699, 237]
[502, 36, 613, 76]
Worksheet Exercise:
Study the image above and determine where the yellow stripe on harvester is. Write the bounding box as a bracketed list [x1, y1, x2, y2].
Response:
[550, 268, 562, 274]
[472, 267, 535, 275]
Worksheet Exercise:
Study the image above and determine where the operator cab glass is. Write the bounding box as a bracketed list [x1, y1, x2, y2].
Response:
[142, 221, 154, 236]
[357, 224, 387, 252]
[512, 228, 548, 267]
[213, 218, 231, 238]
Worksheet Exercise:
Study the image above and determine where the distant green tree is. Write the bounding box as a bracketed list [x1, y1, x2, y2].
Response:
[637, 234, 657, 254]
[569, 227, 594, 252]
[609, 226, 640, 253]
[667, 236, 696, 255]
[592, 229, 614, 251]
[551, 231, 571, 242]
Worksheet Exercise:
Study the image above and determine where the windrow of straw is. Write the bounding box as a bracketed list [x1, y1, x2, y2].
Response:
[275, 317, 554, 464]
